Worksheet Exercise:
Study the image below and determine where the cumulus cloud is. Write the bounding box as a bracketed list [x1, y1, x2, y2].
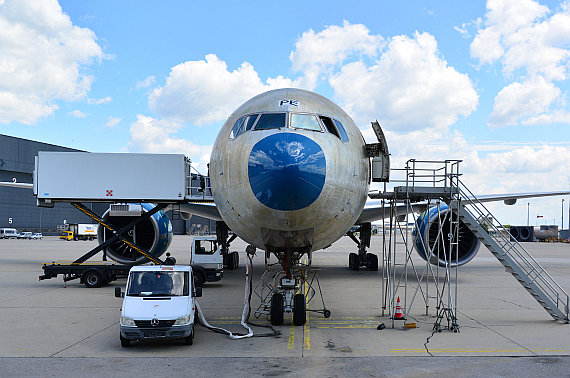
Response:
[471, 0, 570, 127]
[127, 115, 212, 171]
[0, 0, 103, 124]
[134, 76, 156, 90]
[330, 32, 478, 132]
[289, 20, 384, 89]
[489, 76, 560, 126]
[148, 54, 295, 125]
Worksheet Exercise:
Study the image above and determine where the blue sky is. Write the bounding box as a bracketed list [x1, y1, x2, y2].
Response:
[0, 0, 569, 227]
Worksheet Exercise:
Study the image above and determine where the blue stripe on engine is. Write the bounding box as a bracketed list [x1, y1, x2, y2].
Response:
[248, 133, 326, 211]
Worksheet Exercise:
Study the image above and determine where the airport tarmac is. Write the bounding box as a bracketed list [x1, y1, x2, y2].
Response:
[1, 235, 570, 376]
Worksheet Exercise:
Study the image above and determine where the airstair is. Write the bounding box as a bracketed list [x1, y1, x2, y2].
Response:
[455, 182, 569, 323]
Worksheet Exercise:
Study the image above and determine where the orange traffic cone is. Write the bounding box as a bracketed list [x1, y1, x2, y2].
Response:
[393, 296, 405, 320]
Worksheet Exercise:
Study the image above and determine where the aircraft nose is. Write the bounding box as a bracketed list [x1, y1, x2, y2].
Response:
[248, 133, 326, 211]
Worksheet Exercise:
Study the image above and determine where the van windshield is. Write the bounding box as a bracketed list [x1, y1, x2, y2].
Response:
[127, 271, 189, 297]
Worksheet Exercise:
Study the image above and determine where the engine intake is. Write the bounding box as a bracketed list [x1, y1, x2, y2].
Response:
[97, 203, 173, 265]
[412, 204, 480, 267]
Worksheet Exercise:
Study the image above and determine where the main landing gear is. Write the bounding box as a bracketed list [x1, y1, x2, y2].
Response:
[347, 223, 378, 271]
[216, 221, 240, 270]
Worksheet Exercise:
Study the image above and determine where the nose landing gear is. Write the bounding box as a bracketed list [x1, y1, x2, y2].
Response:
[257, 250, 330, 326]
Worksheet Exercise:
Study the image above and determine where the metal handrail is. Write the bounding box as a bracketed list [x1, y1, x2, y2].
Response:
[456, 179, 569, 318]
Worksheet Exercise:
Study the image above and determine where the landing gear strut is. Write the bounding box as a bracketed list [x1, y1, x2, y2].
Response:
[347, 223, 378, 271]
[216, 221, 239, 270]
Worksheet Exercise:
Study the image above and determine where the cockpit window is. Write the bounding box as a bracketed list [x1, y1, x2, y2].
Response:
[243, 114, 259, 132]
[333, 119, 349, 142]
[254, 113, 286, 130]
[291, 113, 322, 131]
[319, 116, 340, 138]
[319, 116, 349, 142]
[229, 117, 245, 139]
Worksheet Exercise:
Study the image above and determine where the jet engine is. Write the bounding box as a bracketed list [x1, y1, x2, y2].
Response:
[412, 204, 480, 267]
[97, 203, 173, 265]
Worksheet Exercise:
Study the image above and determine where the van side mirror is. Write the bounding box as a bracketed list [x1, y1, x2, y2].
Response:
[115, 286, 123, 298]
[194, 286, 202, 298]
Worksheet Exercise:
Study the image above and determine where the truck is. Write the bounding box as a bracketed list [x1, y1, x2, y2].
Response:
[190, 236, 224, 287]
[115, 265, 202, 347]
[59, 224, 98, 241]
[39, 237, 224, 288]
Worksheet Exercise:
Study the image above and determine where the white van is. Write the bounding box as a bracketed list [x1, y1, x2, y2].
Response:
[115, 265, 202, 347]
[0, 228, 19, 239]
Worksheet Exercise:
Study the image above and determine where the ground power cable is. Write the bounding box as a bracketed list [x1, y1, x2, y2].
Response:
[195, 250, 279, 339]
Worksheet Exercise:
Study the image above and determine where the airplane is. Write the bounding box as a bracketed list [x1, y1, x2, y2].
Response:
[2, 87, 569, 326]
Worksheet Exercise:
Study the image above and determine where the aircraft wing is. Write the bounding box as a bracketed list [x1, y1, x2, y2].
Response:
[358, 190, 570, 224]
[472, 191, 570, 205]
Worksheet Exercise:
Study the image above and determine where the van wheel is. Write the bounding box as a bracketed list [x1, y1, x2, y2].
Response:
[184, 327, 194, 345]
[83, 270, 103, 288]
[120, 335, 130, 347]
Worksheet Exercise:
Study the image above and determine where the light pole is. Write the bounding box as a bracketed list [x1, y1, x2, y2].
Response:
[527, 202, 530, 227]
[563, 199, 565, 230]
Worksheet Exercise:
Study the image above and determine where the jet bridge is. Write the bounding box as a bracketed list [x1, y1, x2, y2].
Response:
[371, 159, 569, 330]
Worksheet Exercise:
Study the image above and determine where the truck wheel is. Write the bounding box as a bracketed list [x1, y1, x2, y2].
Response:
[194, 271, 206, 287]
[293, 294, 306, 326]
[120, 334, 130, 347]
[83, 270, 103, 288]
[184, 327, 194, 345]
[270, 293, 284, 325]
[232, 251, 239, 269]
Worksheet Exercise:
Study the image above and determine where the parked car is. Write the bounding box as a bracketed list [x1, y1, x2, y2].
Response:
[31, 233, 43, 240]
[18, 232, 33, 239]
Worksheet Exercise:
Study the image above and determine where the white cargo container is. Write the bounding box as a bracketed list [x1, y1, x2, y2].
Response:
[34, 152, 191, 204]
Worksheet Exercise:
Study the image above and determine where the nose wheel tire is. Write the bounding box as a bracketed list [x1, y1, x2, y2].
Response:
[270, 293, 284, 325]
[293, 293, 306, 326]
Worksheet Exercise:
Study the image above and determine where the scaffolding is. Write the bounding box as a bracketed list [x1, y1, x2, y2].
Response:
[372, 159, 569, 329]
[373, 160, 463, 330]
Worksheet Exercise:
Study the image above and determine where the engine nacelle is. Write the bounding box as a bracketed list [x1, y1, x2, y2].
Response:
[412, 204, 480, 267]
[97, 203, 173, 265]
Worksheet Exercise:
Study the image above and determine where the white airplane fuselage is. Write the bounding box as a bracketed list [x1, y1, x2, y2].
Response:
[210, 88, 369, 254]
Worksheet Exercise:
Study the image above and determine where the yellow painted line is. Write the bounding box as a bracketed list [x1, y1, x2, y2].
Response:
[288, 324, 296, 349]
[304, 279, 310, 350]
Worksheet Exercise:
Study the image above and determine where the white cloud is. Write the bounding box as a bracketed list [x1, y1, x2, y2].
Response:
[86, 96, 112, 105]
[148, 54, 295, 125]
[134, 76, 156, 90]
[330, 32, 478, 132]
[489, 76, 560, 126]
[105, 116, 121, 128]
[127, 115, 212, 172]
[0, 0, 103, 124]
[289, 20, 384, 89]
[471, 0, 570, 127]
[68, 110, 87, 118]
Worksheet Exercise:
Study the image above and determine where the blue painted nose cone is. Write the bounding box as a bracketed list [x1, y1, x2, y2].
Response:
[248, 133, 326, 211]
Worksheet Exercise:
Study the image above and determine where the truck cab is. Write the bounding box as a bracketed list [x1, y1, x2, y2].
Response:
[116, 265, 202, 347]
[190, 236, 224, 287]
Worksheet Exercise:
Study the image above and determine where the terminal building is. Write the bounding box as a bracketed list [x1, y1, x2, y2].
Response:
[0, 134, 212, 235]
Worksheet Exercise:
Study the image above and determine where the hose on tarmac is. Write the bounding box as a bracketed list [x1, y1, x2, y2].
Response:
[195, 250, 279, 339]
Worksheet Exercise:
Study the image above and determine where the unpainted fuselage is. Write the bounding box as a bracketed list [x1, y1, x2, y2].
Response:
[210, 88, 369, 253]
